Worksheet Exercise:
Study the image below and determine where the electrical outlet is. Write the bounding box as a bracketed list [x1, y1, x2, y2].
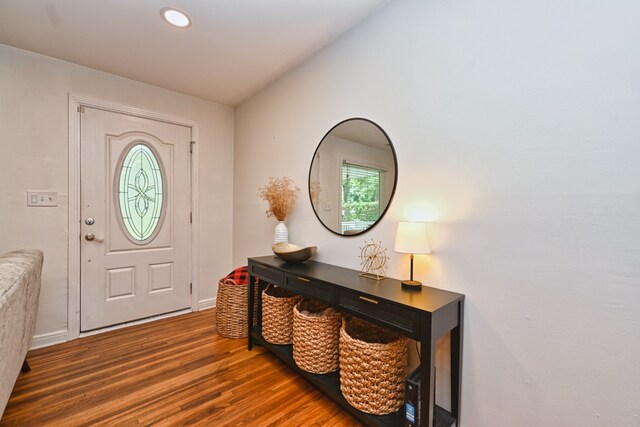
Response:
[27, 191, 58, 207]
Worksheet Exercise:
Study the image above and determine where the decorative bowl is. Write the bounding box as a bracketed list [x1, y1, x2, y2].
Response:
[272, 243, 317, 263]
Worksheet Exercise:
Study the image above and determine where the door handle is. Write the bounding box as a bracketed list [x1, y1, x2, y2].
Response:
[84, 233, 104, 242]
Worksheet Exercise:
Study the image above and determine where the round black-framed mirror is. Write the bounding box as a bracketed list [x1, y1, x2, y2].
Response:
[309, 118, 398, 236]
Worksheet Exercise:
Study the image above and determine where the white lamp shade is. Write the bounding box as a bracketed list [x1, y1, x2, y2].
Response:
[394, 222, 431, 254]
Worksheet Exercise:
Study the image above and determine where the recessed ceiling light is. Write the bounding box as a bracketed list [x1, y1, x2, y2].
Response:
[161, 7, 192, 28]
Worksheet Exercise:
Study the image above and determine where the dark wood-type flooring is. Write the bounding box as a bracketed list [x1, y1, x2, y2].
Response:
[2, 309, 361, 426]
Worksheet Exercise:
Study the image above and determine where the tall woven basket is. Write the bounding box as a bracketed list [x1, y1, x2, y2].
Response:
[339, 317, 408, 415]
[262, 286, 302, 345]
[215, 279, 258, 339]
[292, 299, 342, 374]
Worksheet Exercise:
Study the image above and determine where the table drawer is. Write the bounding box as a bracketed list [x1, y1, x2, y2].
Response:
[250, 263, 283, 286]
[337, 289, 418, 337]
[285, 274, 333, 304]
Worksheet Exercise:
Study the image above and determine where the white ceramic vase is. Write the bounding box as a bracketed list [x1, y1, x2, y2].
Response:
[273, 221, 289, 243]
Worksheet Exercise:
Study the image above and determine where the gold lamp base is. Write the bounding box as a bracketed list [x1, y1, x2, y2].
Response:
[401, 279, 423, 290]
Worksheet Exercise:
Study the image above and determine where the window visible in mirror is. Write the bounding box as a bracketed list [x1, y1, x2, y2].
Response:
[341, 161, 389, 234]
[309, 118, 397, 236]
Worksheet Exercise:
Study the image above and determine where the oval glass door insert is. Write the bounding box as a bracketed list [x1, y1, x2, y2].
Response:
[117, 143, 165, 243]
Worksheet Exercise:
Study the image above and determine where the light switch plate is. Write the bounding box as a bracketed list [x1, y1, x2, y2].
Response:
[27, 191, 58, 207]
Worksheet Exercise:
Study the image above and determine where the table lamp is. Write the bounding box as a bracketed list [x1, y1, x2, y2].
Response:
[394, 222, 431, 290]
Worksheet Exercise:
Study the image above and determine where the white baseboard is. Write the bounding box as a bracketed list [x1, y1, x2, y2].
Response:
[30, 329, 68, 350]
[197, 297, 216, 311]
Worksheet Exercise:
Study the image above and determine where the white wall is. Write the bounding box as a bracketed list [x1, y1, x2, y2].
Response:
[0, 44, 234, 344]
[234, 0, 640, 425]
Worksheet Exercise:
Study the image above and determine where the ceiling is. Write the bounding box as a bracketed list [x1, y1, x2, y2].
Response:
[0, 0, 390, 106]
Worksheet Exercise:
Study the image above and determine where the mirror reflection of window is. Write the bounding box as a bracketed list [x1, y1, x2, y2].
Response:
[309, 118, 397, 236]
[341, 161, 388, 234]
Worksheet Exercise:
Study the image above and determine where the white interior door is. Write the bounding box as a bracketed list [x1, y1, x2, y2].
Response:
[80, 107, 192, 332]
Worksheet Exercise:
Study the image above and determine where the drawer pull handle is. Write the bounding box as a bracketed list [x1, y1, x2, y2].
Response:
[359, 296, 379, 305]
[297, 276, 311, 283]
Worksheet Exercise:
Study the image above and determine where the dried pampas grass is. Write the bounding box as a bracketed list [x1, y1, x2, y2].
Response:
[258, 177, 300, 221]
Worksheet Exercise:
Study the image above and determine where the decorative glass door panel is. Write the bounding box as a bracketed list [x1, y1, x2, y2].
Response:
[117, 143, 166, 243]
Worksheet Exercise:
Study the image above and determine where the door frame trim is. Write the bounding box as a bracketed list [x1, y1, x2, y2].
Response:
[68, 94, 200, 340]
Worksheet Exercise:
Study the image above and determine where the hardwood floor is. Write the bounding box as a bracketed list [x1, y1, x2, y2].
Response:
[2, 310, 361, 426]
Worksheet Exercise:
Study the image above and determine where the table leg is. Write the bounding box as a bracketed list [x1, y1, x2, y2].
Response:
[450, 299, 464, 422]
[420, 317, 435, 427]
[248, 274, 255, 350]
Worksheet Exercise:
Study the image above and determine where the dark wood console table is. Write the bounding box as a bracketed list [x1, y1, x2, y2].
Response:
[247, 256, 464, 427]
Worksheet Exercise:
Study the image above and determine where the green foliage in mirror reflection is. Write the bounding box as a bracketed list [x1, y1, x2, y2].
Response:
[118, 144, 164, 241]
[341, 162, 387, 233]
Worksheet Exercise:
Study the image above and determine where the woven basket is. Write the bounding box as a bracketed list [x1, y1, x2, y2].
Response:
[262, 286, 302, 345]
[339, 317, 408, 415]
[215, 279, 258, 339]
[292, 299, 342, 374]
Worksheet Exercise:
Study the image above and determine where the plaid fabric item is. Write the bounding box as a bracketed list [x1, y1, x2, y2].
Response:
[224, 266, 249, 286]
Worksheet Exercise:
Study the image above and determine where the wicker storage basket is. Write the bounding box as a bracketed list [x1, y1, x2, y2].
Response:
[339, 317, 408, 415]
[262, 286, 302, 345]
[215, 279, 258, 339]
[292, 299, 342, 374]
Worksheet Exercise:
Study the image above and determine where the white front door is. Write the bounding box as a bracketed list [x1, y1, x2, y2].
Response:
[80, 107, 192, 332]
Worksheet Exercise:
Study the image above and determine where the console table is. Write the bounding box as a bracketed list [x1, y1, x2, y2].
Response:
[247, 256, 464, 427]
